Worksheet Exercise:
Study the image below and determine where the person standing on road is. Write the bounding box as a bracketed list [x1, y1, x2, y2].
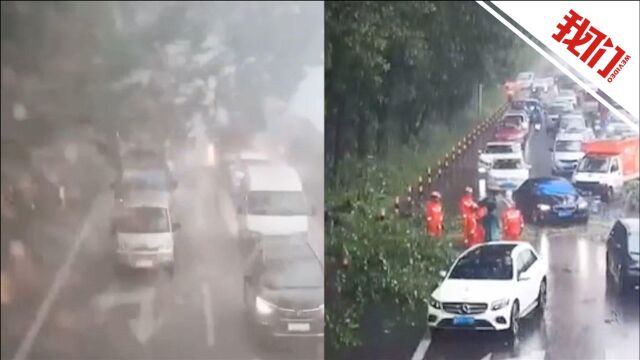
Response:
[501, 192, 524, 241]
[425, 191, 444, 238]
[460, 187, 478, 247]
[482, 199, 501, 242]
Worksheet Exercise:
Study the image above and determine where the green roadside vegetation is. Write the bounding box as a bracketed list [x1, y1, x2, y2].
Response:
[325, 1, 539, 356]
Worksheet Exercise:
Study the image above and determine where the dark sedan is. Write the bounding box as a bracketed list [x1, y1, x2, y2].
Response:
[513, 177, 590, 225]
[243, 237, 324, 348]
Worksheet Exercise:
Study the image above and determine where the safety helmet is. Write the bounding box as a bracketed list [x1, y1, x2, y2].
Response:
[431, 191, 441, 199]
[465, 186, 473, 193]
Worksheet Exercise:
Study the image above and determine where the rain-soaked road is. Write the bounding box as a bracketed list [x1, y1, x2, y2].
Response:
[421, 122, 640, 359]
[3, 163, 321, 360]
[2, 162, 323, 360]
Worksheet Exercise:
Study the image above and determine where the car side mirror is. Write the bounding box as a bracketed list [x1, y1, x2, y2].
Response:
[438, 270, 447, 279]
[518, 273, 530, 281]
[172, 222, 181, 231]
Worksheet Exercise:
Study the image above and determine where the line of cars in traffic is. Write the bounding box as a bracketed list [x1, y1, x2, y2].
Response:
[223, 148, 325, 349]
[480, 71, 639, 225]
[105, 140, 324, 350]
[428, 72, 638, 343]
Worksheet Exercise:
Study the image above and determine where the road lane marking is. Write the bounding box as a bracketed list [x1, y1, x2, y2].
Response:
[202, 282, 215, 347]
[12, 195, 107, 360]
[410, 336, 430, 360]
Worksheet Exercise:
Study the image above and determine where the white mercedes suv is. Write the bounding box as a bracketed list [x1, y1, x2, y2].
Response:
[428, 242, 547, 342]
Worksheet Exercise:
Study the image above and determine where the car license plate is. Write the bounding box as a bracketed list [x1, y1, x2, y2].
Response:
[557, 210, 572, 217]
[288, 323, 310, 332]
[452, 316, 475, 326]
[135, 259, 153, 268]
[503, 182, 517, 189]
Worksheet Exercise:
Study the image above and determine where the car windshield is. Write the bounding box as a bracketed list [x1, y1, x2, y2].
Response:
[115, 207, 170, 233]
[262, 259, 324, 289]
[502, 116, 522, 128]
[449, 247, 515, 280]
[555, 140, 582, 152]
[578, 157, 610, 173]
[485, 145, 514, 154]
[248, 190, 308, 216]
[121, 172, 171, 191]
[549, 105, 568, 114]
[535, 179, 577, 196]
[560, 119, 584, 130]
[492, 159, 523, 170]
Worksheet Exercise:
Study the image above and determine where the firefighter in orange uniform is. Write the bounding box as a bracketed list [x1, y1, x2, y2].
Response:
[474, 205, 488, 245]
[460, 187, 478, 247]
[501, 192, 524, 240]
[425, 191, 444, 238]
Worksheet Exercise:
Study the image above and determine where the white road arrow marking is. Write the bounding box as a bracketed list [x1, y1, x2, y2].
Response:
[129, 290, 163, 344]
[92, 286, 163, 344]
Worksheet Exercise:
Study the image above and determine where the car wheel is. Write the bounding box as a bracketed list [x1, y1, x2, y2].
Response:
[605, 187, 615, 203]
[615, 265, 628, 296]
[605, 254, 613, 281]
[506, 301, 520, 345]
[429, 327, 441, 342]
[537, 279, 547, 314]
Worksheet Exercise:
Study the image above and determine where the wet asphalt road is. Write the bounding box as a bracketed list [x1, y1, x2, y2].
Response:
[1, 164, 323, 360]
[422, 121, 640, 359]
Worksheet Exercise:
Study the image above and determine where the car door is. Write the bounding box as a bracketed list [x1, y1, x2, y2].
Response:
[515, 250, 530, 312]
[514, 180, 533, 215]
[516, 250, 536, 310]
[610, 158, 624, 190]
[523, 249, 543, 306]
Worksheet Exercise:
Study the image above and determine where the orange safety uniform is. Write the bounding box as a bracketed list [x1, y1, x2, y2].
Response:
[460, 194, 478, 246]
[425, 199, 444, 238]
[501, 206, 524, 240]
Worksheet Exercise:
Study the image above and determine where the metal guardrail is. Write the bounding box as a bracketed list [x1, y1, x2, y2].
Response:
[387, 103, 510, 219]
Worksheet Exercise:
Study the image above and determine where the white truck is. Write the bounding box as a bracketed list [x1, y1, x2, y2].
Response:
[572, 137, 640, 202]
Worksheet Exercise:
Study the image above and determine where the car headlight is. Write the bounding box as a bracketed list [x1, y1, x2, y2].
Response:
[255, 296, 275, 315]
[428, 296, 441, 309]
[537, 204, 551, 211]
[491, 298, 510, 311]
[577, 198, 589, 209]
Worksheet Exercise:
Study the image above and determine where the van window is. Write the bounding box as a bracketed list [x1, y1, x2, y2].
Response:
[248, 191, 308, 216]
[115, 207, 170, 233]
[578, 157, 609, 173]
[610, 159, 620, 172]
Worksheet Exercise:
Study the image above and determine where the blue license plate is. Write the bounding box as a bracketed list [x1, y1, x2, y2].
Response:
[452, 316, 475, 326]
[557, 210, 572, 217]
[502, 182, 517, 189]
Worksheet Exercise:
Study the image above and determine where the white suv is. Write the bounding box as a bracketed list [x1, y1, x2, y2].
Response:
[428, 242, 547, 342]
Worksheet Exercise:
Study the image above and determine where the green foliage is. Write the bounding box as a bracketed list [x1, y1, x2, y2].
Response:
[326, 1, 528, 183]
[325, 160, 459, 351]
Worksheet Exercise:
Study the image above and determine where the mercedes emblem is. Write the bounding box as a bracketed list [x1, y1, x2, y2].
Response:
[461, 304, 470, 314]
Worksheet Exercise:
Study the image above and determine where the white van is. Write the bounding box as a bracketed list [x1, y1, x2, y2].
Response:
[111, 190, 180, 275]
[237, 164, 313, 246]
